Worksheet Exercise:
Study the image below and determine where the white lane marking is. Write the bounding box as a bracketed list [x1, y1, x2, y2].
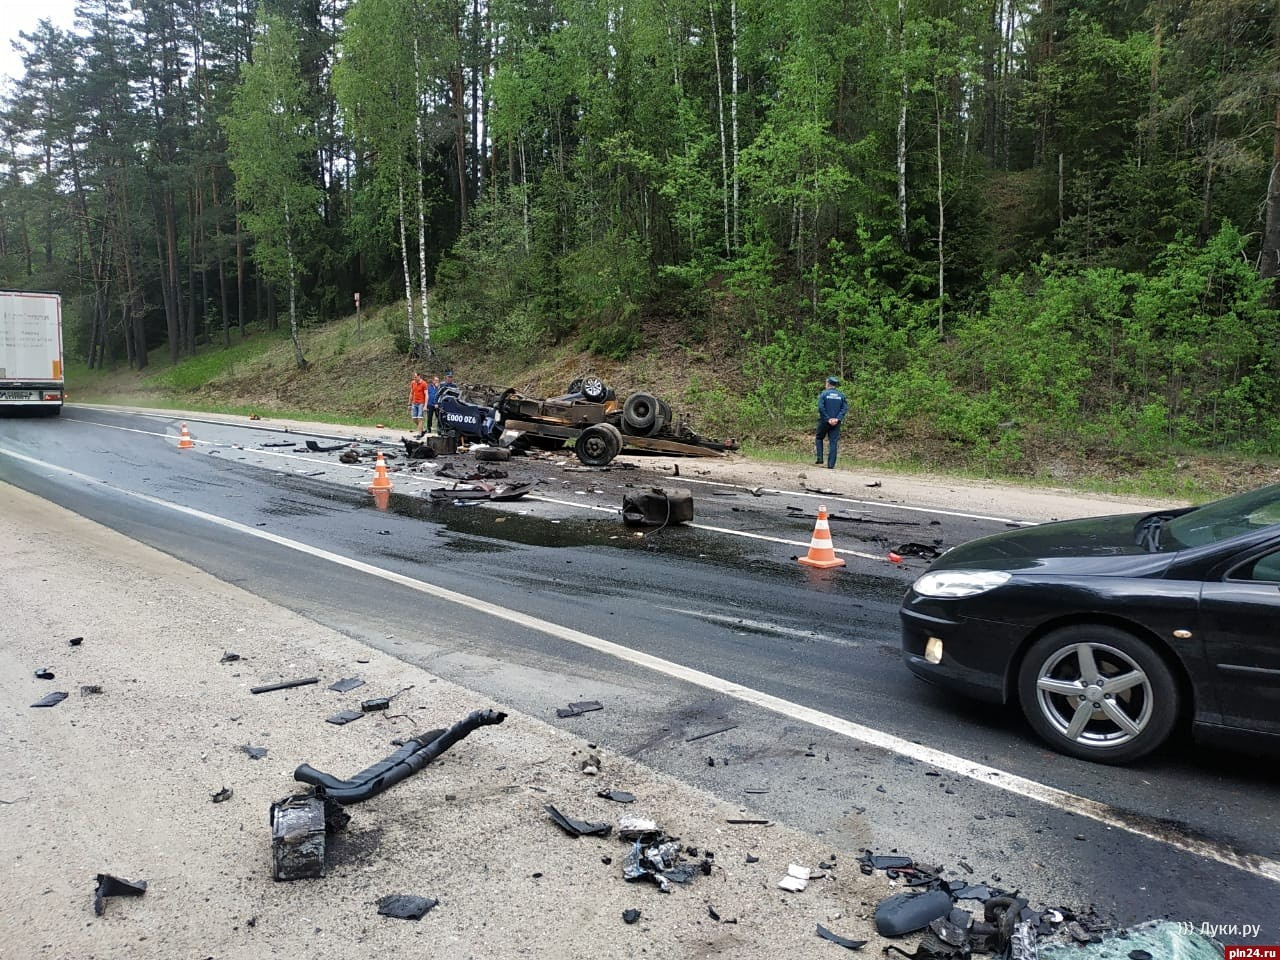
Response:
[660, 606, 863, 648]
[4, 444, 1277, 886]
[673, 473, 1035, 526]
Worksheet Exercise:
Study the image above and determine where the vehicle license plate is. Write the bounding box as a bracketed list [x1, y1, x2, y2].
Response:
[0, 390, 35, 400]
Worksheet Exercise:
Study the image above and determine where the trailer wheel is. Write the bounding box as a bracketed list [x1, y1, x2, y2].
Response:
[623, 392, 659, 435]
[576, 423, 621, 466]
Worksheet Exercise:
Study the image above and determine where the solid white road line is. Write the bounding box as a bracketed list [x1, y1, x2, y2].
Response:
[3, 443, 1278, 886]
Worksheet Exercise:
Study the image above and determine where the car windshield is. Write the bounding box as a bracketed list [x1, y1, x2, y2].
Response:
[1161, 483, 1280, 549]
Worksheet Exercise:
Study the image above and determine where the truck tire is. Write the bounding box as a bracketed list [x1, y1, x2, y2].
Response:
[576, 423, 621, 466]
[474, 446, 511, 462]
[622, 392, 659, 435]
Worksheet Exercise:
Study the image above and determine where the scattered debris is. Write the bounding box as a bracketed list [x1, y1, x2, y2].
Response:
[622, 487, 694, 527]
[580, 754, 602, 775]
[93, 874, 147, 916]
[685, 724, 738, 743]
[894, 541, 943, 560]
[326, 709, 364, 726]
[294, 708, 506, 805]
[617, 817, 661, 840]
[726, 817, 771, 825]
[250, 677, 319, 694]
[623, 837, 695, 892]
[270, 794, 328, 880]
[875, 890, 958, 936]
[30, 691, 68, 708]
[622, 909, 641, 924]
[220, 652, 241, 663]
[80, 685, 104, 695]
[210, 787, 233, 803]
[858, 852, 914, 874]
[305, 440, 349, 453]
[745, 854, 759, 864]
[241, 745, 268, 760]
[361, 697, 391, 712]
[597, 789, 635, 804]
[556, 700, 603, 718]
[34, 667, 54, 680]
[328, 677, 366, 693]
[546, 804, 612, 838]
[777, 863, 811, 893]
[376, 894, 438, 920]
[69, 636, 83, 646]
[817, 923, 868, 950]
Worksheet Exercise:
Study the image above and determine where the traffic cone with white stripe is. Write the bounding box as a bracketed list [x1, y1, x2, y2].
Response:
[368, 452, 394, 492]
[798, 504, 845, 569]
[177, 423, 195, 450]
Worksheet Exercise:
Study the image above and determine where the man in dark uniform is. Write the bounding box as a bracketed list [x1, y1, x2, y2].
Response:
[815, 375, 848, 469]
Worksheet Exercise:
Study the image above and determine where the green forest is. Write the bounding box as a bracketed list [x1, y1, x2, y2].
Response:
[4, 0, 1280, 474]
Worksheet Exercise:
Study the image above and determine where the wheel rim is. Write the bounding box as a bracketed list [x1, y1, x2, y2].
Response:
[581, 435, 607, 459]
[1033, 641, 1153, 750]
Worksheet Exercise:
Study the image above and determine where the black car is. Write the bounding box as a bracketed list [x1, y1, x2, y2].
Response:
[900, 483, 1280, 763]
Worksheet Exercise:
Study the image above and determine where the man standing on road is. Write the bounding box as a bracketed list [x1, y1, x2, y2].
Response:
[409, 372, 428, 436]
[425, 375, 441, 434]
[815, 375, 848, 469]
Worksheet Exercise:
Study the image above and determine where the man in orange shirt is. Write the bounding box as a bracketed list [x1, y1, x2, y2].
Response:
[409, 373, 428, 436]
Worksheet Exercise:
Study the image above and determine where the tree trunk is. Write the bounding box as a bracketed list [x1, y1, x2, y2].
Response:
[730, 0, 740, 251]
[283, 193, 305, 368]
[1261, 8, 1280, 302]
[709, 0, 731, 258]
[897, 0, 909, 250]
[936, 89, 945, 336]
[397, 171, 416, 347]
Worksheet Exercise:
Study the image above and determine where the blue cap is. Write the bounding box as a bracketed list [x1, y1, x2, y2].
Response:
[826, 375, 840, 385]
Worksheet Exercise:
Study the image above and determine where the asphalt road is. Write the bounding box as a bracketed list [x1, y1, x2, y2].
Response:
[2, 405, 1277, 940]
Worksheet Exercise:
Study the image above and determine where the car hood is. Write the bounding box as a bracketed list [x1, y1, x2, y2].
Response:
[930, 512, 1175, 576]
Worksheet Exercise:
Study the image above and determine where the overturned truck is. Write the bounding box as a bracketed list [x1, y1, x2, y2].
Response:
[437, 375, 738, 467]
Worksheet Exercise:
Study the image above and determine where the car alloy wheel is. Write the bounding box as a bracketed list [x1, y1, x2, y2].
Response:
[1017, 625, 1179, 764]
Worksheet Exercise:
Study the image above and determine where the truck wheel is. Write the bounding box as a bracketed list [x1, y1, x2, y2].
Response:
[474, 447, 511, 462]
[581, 376, 609, 403]
[576, 423, 621, 466]
[623, 392, 658, 434]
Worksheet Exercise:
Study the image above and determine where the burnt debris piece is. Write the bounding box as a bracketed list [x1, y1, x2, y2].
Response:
[93, 874, 147, 916]
[622, 908, 641, 925]
[597, 789, 636, 804]
[546, 805, 613, 838]
[377, 894, 438, 920]
[305, 440, 349, 453]
[326, 709, 364, 726]
[270, 794, 328, 880]
[328, 677, 366, 693]
[241, 745, 268, 760]
[556, 700, 603, 718]
[294, 708, 506, 805]
[251, 677, 319, 695]
[210, 787, 234, 803]
[34, 667, 55, 680]
[31, 691, 69, 708]
[622, 487, 694, 527]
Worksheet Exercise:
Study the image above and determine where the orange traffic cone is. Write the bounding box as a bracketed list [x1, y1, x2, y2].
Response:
[797, 504, 846, 569]
[368, 452, 394, 492]
[177, 422, 195, 449]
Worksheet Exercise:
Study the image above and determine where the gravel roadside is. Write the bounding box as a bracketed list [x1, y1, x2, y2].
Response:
[2, 481, 900, 960]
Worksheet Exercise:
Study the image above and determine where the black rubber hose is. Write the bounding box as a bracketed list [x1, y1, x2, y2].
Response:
[293, 710, 507, 805]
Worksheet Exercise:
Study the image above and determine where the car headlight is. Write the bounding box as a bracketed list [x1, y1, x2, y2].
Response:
[912, 570, 1012, 598]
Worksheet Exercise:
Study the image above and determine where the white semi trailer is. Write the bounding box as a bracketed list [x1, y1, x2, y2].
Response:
[0, 291, 64, 415]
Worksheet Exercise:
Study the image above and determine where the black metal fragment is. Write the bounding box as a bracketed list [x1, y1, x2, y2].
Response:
[326, 710, 364, 726]
[328, 677, 366, 693]
[377, 895, 438, 920]
[80, 684, 104, 695]
[241, 745, 268, 759]
[545, 804, 612, 838]
[93, 874, 147, 916]
[1129, 951, 1154, 960]
[220, 652, 241, 663]
[34, 668, 54, 680]
[597, 789, 635, 803]
[31, 691, 68, 708]
[622, 909, 641, 924]
[305, 440, 349, 453]
[211, 787, 233, 803]
[556, 700, 603, 718]
[685, 724, 738, 743]
[816, 924, 868, 950]
[745, 854, 759, 864]
[361, 697, 391, 712]
[251, 677, 319, 694]
[69, 637, 83, 646]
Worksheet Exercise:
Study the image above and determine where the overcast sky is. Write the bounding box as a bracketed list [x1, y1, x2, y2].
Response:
[1, 0, 79, 89]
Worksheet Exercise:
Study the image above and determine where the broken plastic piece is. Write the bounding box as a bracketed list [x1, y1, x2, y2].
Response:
[210, 787, 233, 803]
[69, 636, 83, 646]
[816, 924, 868, 950]
[34, 668, 54, 680]
[777, 875, 808, 893]
[545, 804, 612, 838]
[622, 909, 641, 924]
[875, 889, 954, 937]
[241, 745, 268, 759]
[31, 691, 68, 708]
[220, 652, 241, 663]
[377, 894, 438, 920]
[745, 854, 759, 864]
[361, 697, 391, 712]
[556, 700, 603, 718]
[251, 677, 319, 694]
[328, 677, 366, 693]
[598, 789, 635, 803]
[327, 709, 365, 726]
[93, 874, 147, 916]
